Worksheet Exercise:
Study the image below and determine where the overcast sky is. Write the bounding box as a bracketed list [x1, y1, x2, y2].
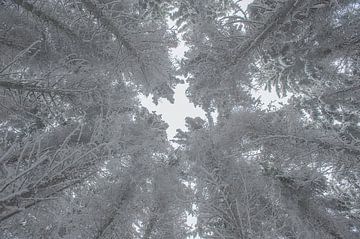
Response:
[138, 15, 204, 139]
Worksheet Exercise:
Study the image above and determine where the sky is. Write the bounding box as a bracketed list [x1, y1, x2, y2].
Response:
[139, 81, 205, 139]
[139, 12, 203, 139]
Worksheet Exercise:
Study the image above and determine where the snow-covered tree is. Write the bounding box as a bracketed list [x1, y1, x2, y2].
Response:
[2, 0, 360, 238]
[0, 0, 181, 229]
[172, 0, 360, 238]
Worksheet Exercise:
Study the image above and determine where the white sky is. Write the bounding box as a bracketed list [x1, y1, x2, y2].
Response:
[139, 81, 205, 139]
[139, 12, 204, 140]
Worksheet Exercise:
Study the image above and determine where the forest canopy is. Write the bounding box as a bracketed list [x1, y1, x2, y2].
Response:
[0, 0, 360, 238]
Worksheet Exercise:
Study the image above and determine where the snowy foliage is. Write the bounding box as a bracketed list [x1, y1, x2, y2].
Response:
[1, 0, 360, 238]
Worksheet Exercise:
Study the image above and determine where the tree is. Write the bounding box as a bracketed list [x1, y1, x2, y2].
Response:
[2, 0, 360, 238]
[173, 0, 360, 238]
[0, 0, 179, 226]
